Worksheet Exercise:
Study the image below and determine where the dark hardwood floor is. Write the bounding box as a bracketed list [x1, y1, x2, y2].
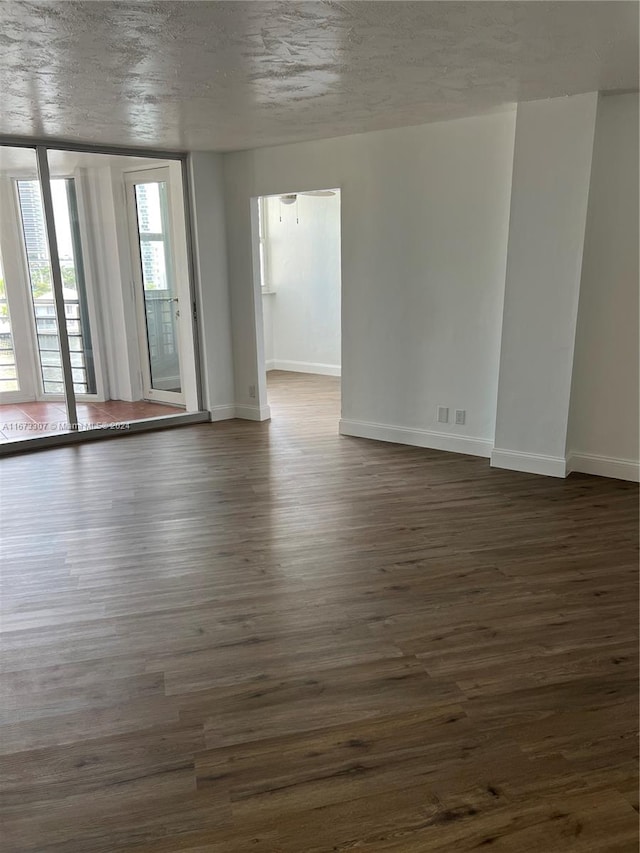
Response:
[1, 370, 638, 852]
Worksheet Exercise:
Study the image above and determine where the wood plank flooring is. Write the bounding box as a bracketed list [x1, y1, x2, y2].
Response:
[1, 370, 638, 852]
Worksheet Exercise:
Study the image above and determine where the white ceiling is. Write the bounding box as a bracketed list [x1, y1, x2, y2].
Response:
[1, 1, 638, 152]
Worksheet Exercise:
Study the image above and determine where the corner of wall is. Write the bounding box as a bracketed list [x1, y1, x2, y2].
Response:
[490, 448, 567, 478]
[189, 152, 236, 414]
[564, 92, 640, 481]
[235, 404, 271, 422]
[492, 92, 599, 479]
[566, 453, 640, 483]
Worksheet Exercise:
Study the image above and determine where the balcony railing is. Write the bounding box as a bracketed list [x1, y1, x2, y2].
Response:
[33, 296, 95, 395]
[145, 290, 179, 360]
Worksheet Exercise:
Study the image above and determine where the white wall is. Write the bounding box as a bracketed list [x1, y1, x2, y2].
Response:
[224, 110, 516, 455]
[189, 152, 235, 418]
[263, 192, 341, 376]
[567, 93, 640, 481]
[492, 93, 598, 476]
[213, 92, 638, 480]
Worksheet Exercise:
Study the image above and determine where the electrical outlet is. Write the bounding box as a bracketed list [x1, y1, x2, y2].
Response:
[248, 385, 256, 399]
[455, 409, 466, 425]
[437, 406, 449, 424]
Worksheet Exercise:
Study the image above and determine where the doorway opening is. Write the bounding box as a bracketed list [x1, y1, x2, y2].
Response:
[254, 188, 341, 425]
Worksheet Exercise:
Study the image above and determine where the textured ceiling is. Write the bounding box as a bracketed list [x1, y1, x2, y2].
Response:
[1, 1, 638, 152]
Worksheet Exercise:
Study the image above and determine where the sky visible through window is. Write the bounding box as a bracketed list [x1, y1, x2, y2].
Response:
[51, 180, 74, 264]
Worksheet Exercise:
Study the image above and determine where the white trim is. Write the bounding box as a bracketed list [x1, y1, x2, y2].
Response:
[0, 174, 41, 402]
[209, 404, 236, 422]
[235, 404, 271, 422]
[491, 448, 567, 478]
[339, 418, 492, 458]
[567, 452, 640, 483]
[268, 360, 341, 377]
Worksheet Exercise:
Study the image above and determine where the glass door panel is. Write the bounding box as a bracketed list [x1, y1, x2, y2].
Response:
[16, 178, 95, 396]
[0, 144, 75, 444]
[15, 177, 63, 394]
[0, 250, 19, 393]
[51, 178, 96, 395]
[129, 172, 184, 404]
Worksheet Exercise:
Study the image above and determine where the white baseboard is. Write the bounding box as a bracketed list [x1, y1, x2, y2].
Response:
[268, 359, 341, 377]
[491, 448, 567, 478]
[339, 418, 492, 458]
[567, 452, 640, 482]
[208, 404, 236, 422]
[235, 404, 271, 422]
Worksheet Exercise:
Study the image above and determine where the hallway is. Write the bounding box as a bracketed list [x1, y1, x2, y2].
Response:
[0, 371, 638, 852]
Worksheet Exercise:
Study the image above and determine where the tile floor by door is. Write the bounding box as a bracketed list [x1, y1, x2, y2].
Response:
[0, 400, 184, 443]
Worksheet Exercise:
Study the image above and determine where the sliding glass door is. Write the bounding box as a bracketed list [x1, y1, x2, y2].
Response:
[0, 146, 76, 441]
[0, 141, 202, 450]
[15, 177, 96, 397]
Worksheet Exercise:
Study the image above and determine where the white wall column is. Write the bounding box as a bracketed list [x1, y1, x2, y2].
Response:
[492, 93, 598, 477]
[566, 93, 640, 481]
[189, 152, 235, 419]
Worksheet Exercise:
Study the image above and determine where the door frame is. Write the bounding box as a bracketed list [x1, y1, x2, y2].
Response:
[124, 166, 185, 407]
